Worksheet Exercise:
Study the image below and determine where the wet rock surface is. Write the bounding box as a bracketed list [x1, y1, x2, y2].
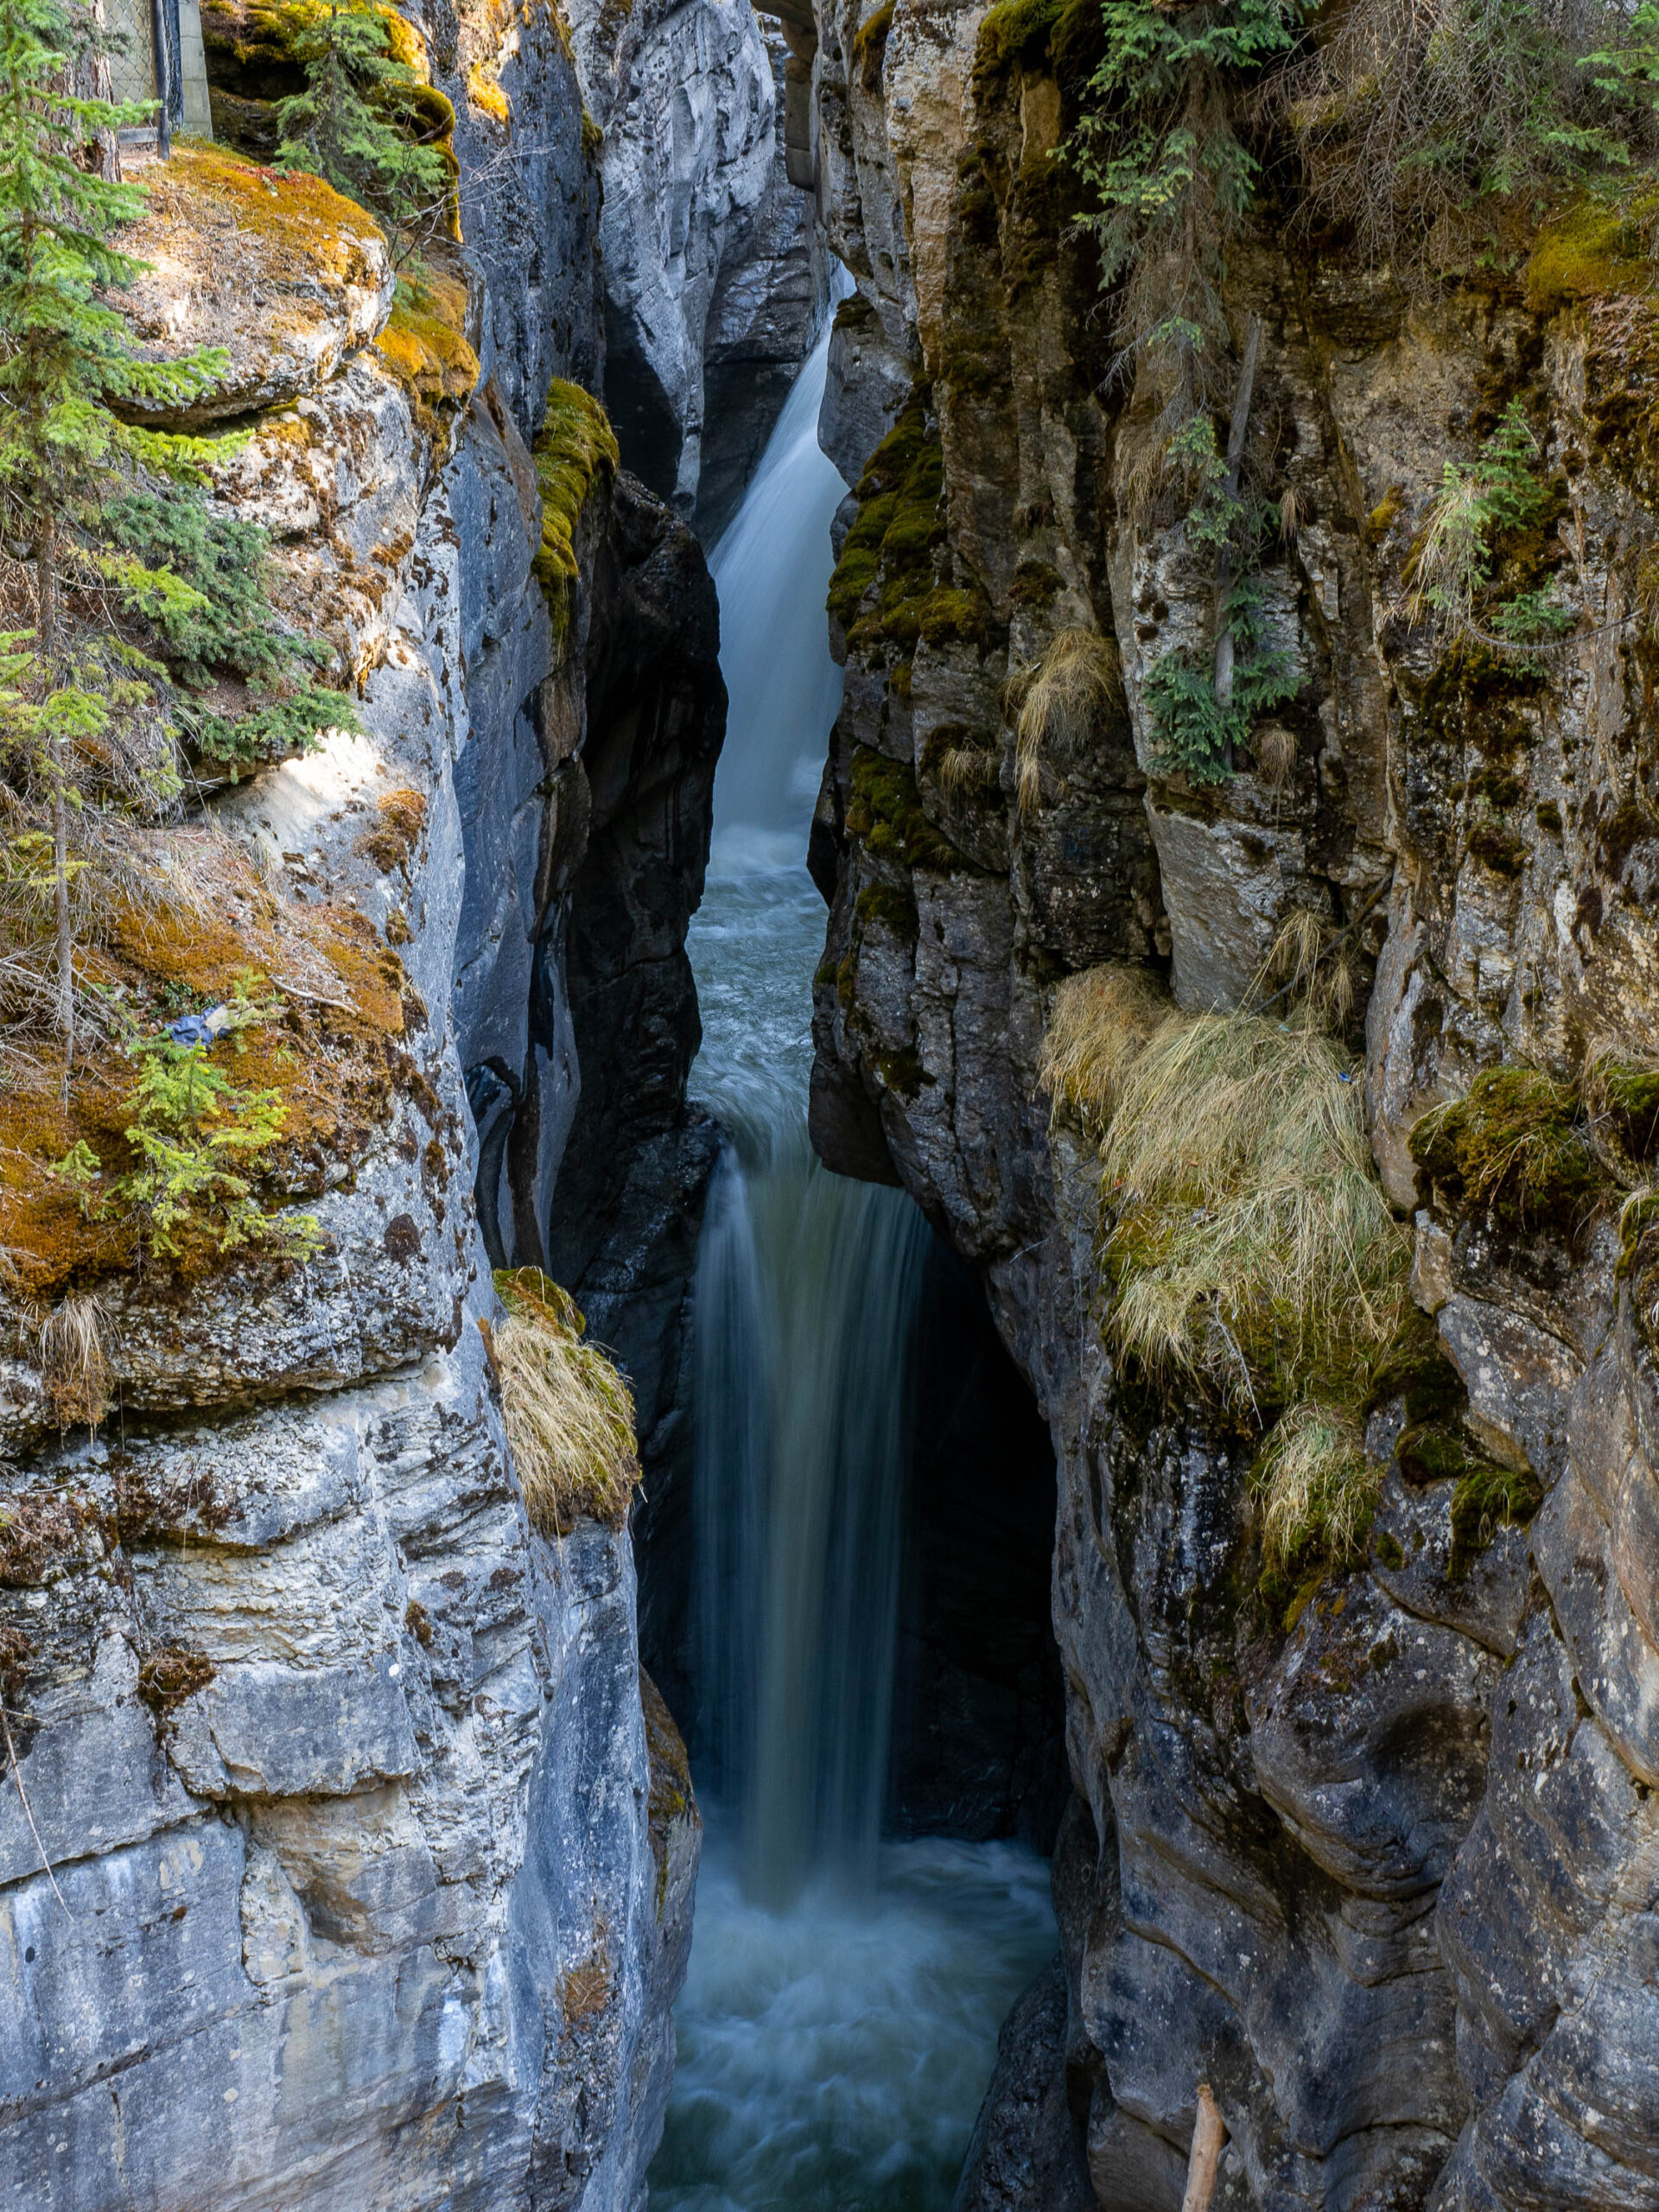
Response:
[801, 3, 1659, 2205]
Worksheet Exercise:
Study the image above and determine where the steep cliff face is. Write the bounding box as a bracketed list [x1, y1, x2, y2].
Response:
[806, 8, 1659, 2209]
[564, 0, 830, 535]
[0, 11, 708, 2207]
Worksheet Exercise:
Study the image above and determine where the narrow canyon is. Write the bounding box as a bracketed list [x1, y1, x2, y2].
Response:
[2, 3, 1658, 2211]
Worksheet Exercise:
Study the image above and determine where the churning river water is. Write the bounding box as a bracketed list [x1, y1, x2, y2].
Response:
[645, 311, 1058, 2212]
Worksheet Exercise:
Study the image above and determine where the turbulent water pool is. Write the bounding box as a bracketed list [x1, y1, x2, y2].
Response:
[650, 1821, 1057, 2212]
[643, 302, 1059, 2211]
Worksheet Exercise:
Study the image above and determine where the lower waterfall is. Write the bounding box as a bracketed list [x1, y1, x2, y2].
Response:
[647, 321, 1056, 2208]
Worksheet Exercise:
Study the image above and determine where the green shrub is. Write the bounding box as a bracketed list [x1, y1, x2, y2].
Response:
[1286, 0, 1659, 269]
[276, 0, 450, 255]
[56, 1007, 321, 1263]
[1069, 0, 1300, 431]
[104, 487, 349, 774]
[1143, 573, 1298, 784]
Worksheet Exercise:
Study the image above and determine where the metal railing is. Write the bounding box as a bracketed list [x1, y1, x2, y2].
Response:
[104, 0, 156, 111]
[104, 0, 179, 148]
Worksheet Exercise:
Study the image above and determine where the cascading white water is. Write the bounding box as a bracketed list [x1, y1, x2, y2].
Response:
[650, 314, 1055, 2212]
[689, 302, 934, 1901]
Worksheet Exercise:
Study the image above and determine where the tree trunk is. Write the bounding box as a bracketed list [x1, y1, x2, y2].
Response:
[1212, 315, 1262, 768]
[36, 507, 74, 1090]
[71, 0, 121, 180]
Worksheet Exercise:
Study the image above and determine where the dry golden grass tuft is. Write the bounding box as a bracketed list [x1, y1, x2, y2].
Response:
[1037, 963, 1169, 1136]
[492, 1268, 639, 1537]
[1252, 721, 1298, 792]
[1039, 962, 1408, 1418]
[355, 787, 428, 875]
[1039, 950, 1412, 1604]
[1253, 1401, 1373, 1575]
[936, 742, 1001, 798]
[557, 1934, 613, 2025]
[36, 1294, 112, 1433]
[1246, 906, 1359, 1029]
[1014, 629, 1122, 816]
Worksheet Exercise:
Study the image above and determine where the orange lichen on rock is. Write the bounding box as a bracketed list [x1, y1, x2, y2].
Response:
[355, 786, 429, 873]
[375, 274, 480, 433]
[0, 848, 410, 1304]
[134, 140, 386, 281]
[466, 60, 512, 125]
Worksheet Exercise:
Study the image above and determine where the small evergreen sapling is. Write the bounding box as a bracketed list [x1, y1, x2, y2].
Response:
[1070, 0, 1304, 424]
[0, 0, 354, 1088]
[276, 2, 448, 253]
[56, 1000, 322, 1265]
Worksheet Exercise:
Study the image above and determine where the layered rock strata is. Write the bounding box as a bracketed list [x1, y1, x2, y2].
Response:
[804, 5, 1659, 2208]
[0, 13, 707, 2209]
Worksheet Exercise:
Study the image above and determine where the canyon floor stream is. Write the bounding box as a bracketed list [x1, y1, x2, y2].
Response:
[645, 323, 1058, 2210]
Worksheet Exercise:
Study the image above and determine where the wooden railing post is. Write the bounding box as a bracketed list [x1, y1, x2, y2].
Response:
[1180, 2083, 1228, 2212]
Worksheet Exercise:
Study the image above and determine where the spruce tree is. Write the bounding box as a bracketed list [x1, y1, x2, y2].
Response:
[276, 3, 448, 253]
[0, 0, 227, 1077]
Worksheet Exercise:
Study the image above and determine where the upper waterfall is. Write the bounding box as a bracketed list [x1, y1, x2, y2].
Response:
[707, 299, 851, 856]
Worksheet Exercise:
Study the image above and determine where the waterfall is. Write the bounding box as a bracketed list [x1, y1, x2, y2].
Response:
[687, 302, 931, 1901]
[652, 312, 1056, 2212]
[706, 298, 849, 855]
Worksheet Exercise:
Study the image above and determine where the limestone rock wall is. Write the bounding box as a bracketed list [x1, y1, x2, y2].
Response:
[804, 9, 1659, 2209]
[563, 0, 830, 532]
[0, 12, 707, 2209]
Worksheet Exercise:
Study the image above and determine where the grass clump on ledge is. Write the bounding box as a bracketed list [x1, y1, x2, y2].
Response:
[1253, 1403, 1374, 1583]
[1039, 959, 1408, 1414]
[493, 1268, 639, 1537]
[1014, 628, 1123, 815]
[531, 382, 620, 659]
[1039, 952, 1411, 1613]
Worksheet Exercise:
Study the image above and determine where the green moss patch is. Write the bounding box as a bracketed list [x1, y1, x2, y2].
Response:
[974, 0, 1094, 78]
[376, 270, 479, 435]
[1447, 1462, 1541, 1580]
[531, 379, 619, 658]
[854, 881, 920, 938]
[1411, 1066, 1606, 1231]
[918, 585, 995, 649]
[1526, 188, 1659, 310]
[1365, 1307, 1465, 1425]
[853, 0, 893, 88]
[827, 389, 945, 656]
[845, 747, 968, 873]
[1395, 1420, 1479, 1486]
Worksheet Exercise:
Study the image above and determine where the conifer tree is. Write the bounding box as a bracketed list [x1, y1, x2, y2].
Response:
[276, 2, 448, 251]
[0, 0, 227, 1077]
